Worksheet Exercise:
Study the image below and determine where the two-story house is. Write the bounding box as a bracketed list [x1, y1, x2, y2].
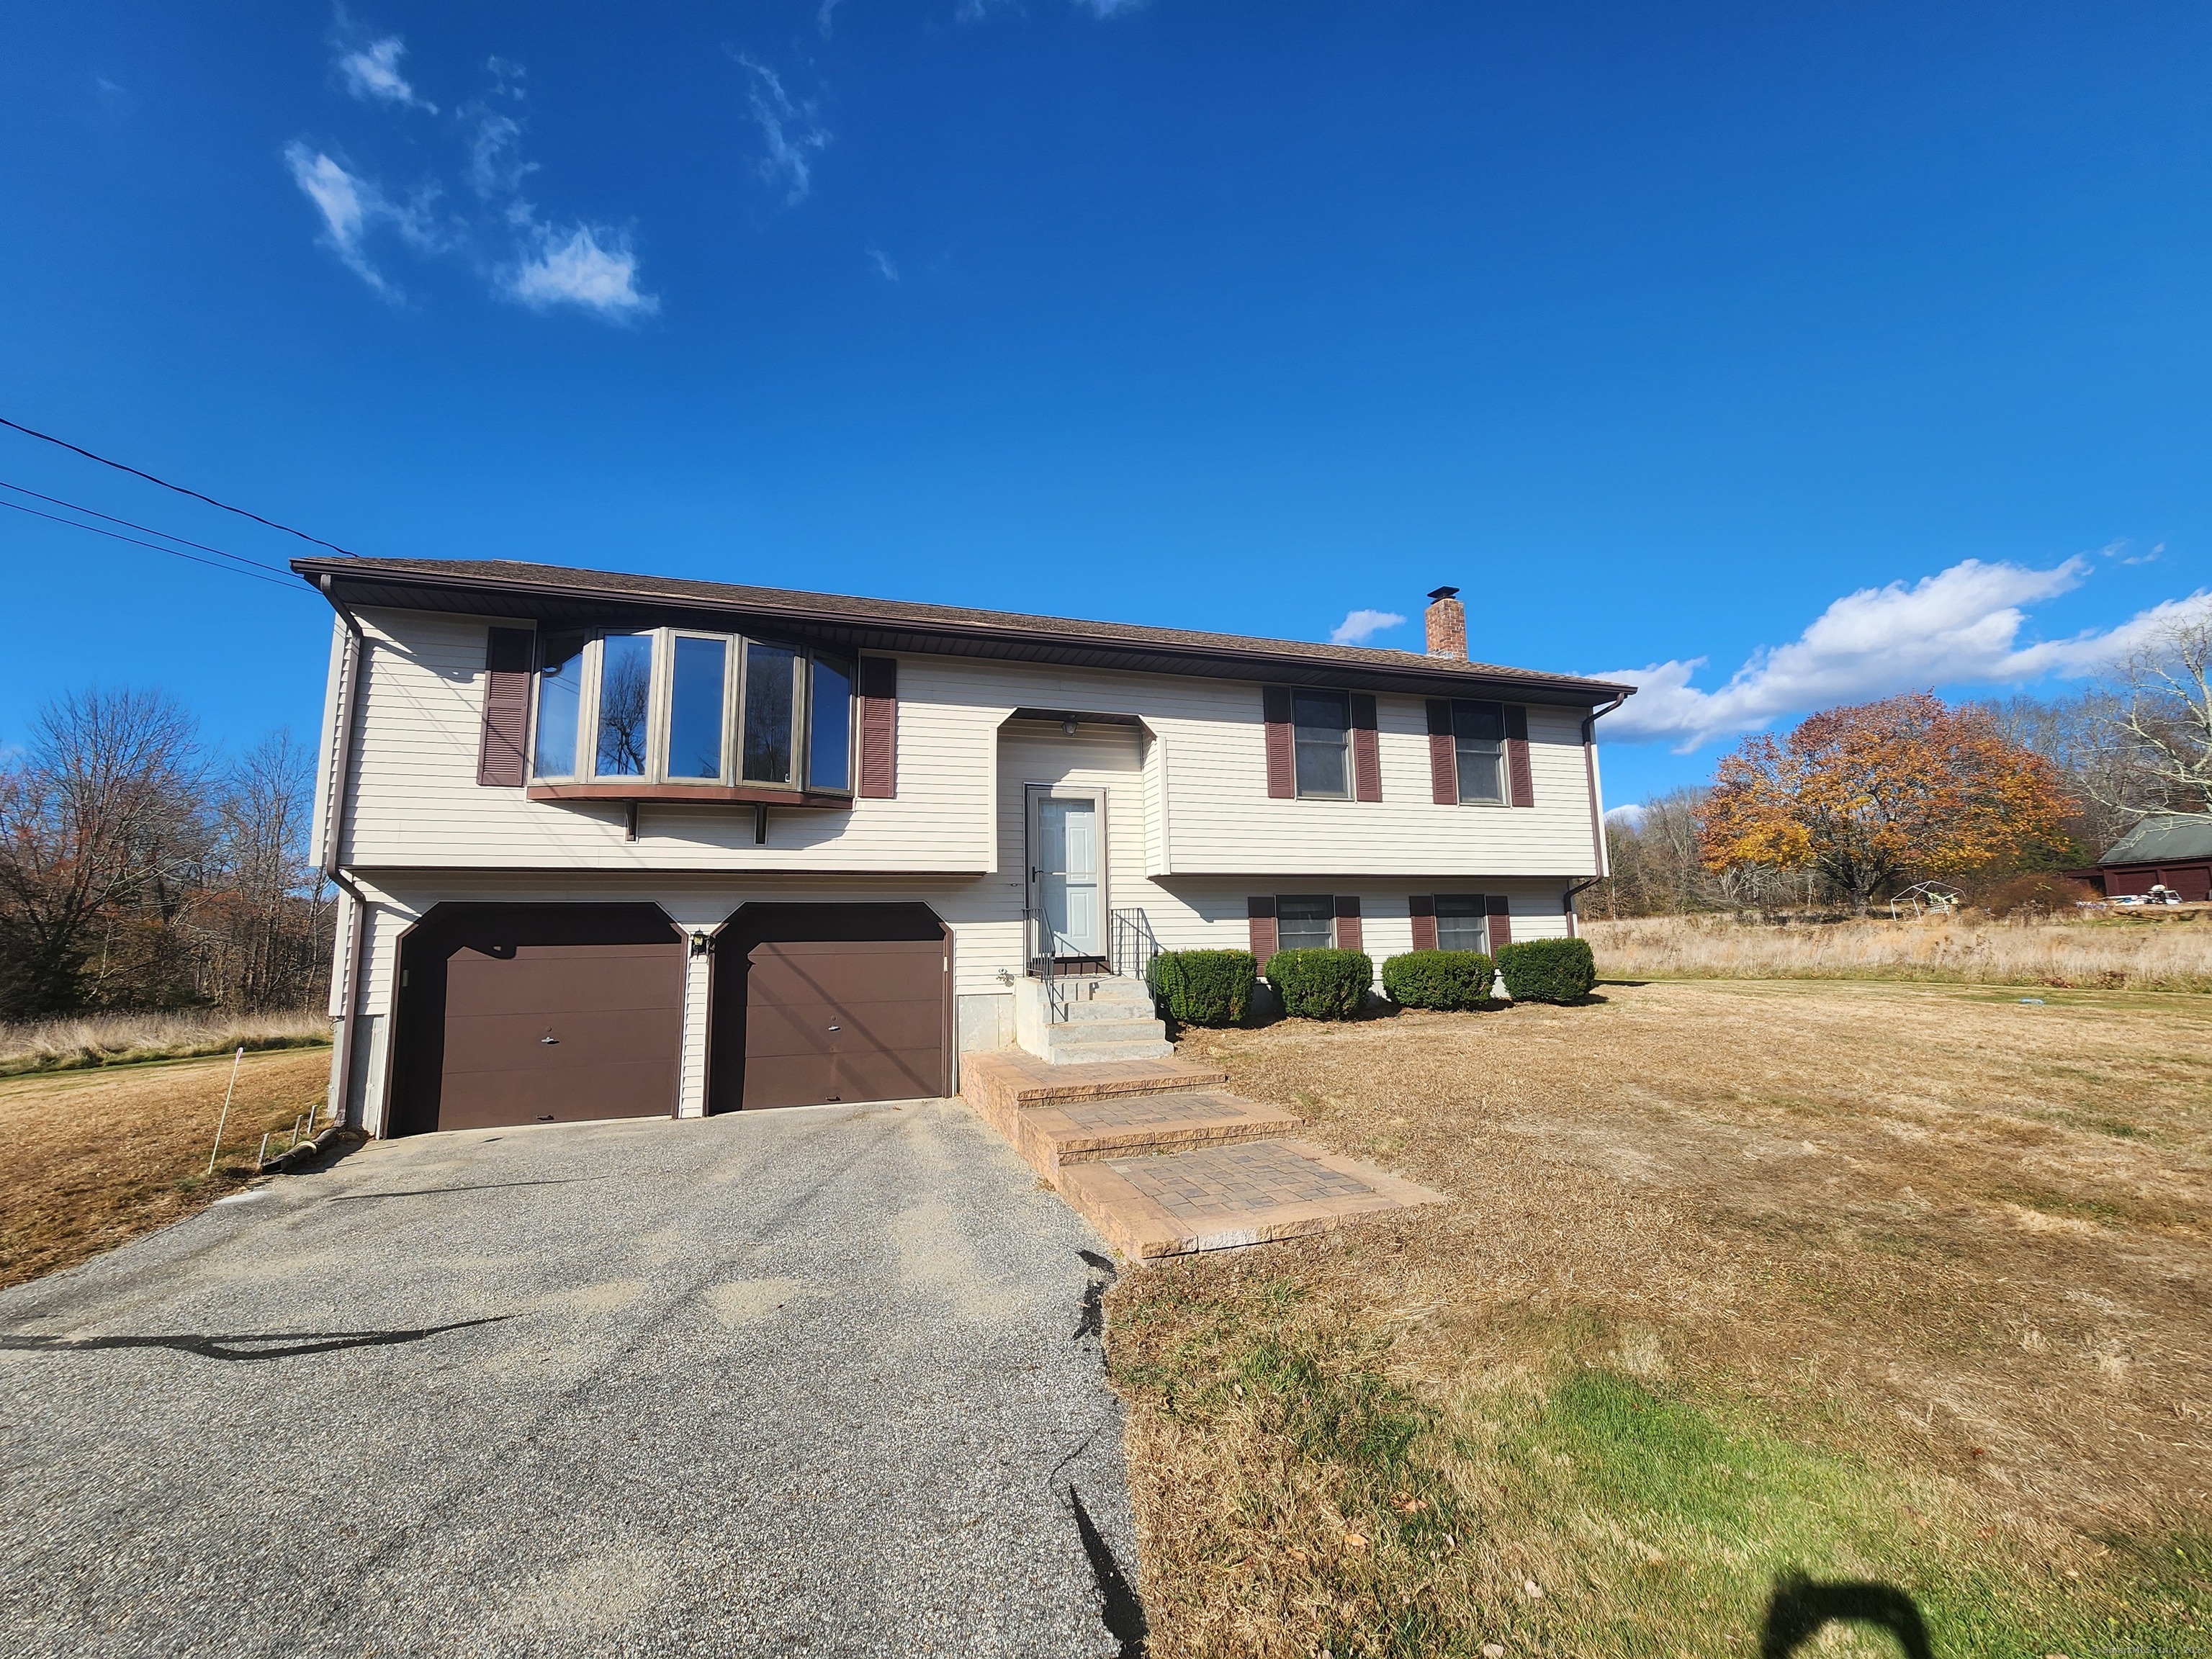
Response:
[299, 557, 1631, 1137]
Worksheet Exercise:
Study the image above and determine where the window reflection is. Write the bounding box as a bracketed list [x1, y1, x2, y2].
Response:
[809, 655, 852, 791]
[595, 633, 653, 777]
[667, 637, 727, 779]
[533, 631, 588, 778]
[742, 643, 796, 784]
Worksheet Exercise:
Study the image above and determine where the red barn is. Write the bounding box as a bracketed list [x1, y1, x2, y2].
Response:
[2081, 816, 2212, 902]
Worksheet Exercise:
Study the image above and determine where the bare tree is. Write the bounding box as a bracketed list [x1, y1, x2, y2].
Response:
[189, 732, 329, 1009]
[2087, 609, 2212, 824]
[0, 690, 207, 1014]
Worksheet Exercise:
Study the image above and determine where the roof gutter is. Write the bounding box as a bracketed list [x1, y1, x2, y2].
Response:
[315, 575, 371, 1133]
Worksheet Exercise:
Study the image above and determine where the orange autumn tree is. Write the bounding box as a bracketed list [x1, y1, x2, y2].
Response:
[1697, 693, 2074, 912]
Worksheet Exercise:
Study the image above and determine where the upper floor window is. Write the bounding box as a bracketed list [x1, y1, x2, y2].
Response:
[1452, 700, 1506, 805]
[531, 627, 853, 793]
[1292, 690, 1350, 799]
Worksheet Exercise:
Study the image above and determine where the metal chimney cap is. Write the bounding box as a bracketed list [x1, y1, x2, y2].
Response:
[1427, 585, 1460, 602]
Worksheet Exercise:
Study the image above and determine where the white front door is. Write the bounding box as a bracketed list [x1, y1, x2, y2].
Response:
[1033, 793, 1102, 958]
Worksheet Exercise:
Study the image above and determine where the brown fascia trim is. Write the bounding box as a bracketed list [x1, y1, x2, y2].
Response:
[292, 559, 1638, 707]
[527, 783, 853, 809]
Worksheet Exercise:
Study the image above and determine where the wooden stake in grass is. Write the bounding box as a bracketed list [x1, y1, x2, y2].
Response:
[204, 1046, 245, 1177]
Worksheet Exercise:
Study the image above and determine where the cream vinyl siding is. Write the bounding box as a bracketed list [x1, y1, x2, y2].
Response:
[994, 718, 1148, 954]
[331, 607, 1601, 881]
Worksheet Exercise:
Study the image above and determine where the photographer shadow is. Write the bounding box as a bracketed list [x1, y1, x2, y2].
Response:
[1760, 1572, 1932, 1659]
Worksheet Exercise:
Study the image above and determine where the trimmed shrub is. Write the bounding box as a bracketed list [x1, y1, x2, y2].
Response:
[1148, 949, 1256, 1027]
[1380, 950, 1496, 1011]
[1266, 948, 1374, 1020]
[1495, 937, 1597, 1003]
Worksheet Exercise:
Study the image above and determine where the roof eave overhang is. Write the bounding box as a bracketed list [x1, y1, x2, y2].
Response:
[295, 559, 1637, 706]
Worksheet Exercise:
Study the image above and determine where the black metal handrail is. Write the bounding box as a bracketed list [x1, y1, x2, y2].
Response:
[1108, 907, 1161, 985]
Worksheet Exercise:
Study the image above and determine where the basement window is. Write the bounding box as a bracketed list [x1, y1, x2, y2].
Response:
[1434, 894, 1489, 953]
[529, 629, 853, 793]
[1276, 895, 1336, 951]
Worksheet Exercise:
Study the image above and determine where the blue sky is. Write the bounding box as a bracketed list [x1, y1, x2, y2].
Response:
[2, 1, 2207, 809]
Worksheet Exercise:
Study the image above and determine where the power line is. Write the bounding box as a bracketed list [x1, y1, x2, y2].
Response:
[0, 480, 292, 576]
[0, 498, 305, 593]
[0, 415, 360, 559]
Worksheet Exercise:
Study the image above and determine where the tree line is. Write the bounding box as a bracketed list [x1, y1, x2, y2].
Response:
[0, 689, 331, 1019]
[1592, 609, 2212, 918]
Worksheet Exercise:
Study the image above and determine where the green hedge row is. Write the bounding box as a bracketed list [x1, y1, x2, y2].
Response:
[1380, 950, 1496, 1010]
[1496, 937, 1598, 1003]
[1148, 949, 1256, 1027]
[1266, 948, 1375, 1019]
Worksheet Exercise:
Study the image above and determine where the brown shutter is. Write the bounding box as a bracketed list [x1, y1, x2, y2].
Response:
[858, 657, 898, 799]
[1350, 694, 1381, 802]
[1505, 705, 1534, 807]
[1333, 895, 1362, 953]
[1247, 896, 1279, 968]
[1262, 687, 1295, 799]
[1408, 894, 1437, 952]
[476, 627, 534, 787]
[1485, 894, 1513, 949]
[1426, 699, 1457, 804]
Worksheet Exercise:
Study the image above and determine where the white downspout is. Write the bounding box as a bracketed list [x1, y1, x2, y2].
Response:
[318, 576, 371, 1130]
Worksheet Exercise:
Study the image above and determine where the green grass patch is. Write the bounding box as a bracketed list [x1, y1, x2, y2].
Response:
[1110, 1274, 2208, 1658]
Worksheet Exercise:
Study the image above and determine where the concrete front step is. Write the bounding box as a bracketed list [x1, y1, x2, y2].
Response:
[1057, 1138, 1448, 1260]
[1010, 1090, 1304, 1182]
[1036, 1038, 1177, 1065]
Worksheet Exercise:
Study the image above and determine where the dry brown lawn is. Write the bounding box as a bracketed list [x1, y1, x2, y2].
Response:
[1584, 909, 2212, 992]
[1107, 979, 2211, 1657]
[0, 1047, 333, 1289]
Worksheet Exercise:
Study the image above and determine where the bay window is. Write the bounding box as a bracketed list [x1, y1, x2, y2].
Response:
[529, 628, 853, 793]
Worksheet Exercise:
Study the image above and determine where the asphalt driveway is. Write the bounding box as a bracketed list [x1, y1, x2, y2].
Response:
[0, 1097, 1144, 1658]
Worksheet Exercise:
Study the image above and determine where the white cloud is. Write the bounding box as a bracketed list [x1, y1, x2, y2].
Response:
[1604, 802, 1647, 827]
[868, 247, 899, 282]
[1597, 556, 2212, 750]
[505, 223, 658, 318]
[738, 56, 830, 205]
[1329, 608, 1407, 646]
[283, 142, 438, 295]
[286, 53, 654, 324]
[337, 36, 436, 112]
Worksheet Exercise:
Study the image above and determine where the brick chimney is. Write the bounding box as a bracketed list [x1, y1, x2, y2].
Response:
[1424, 586, 1466, 660]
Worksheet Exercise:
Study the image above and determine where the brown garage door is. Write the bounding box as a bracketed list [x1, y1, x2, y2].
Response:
[710, 904, 950, 1112]
[392, 904, 684, 1136]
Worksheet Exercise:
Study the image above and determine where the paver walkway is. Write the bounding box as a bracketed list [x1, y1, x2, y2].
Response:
[0, 1100, 1144, 1658]
[961, 1048, 1445, 1258]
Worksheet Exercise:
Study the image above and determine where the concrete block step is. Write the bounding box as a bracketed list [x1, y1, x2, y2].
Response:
[1057, 1138, 1448, 1261]
[1012, 1090, 1303, 1182]
[1058, 996, 1160, 1022]
[1037, 1038, 1178, 1065]
[1040, 1017, 1169, 1048]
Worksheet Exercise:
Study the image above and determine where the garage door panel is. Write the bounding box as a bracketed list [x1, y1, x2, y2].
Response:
[832, 1046, 943, 1103]
[740, 1054, 845, 1111]
[442, 1008, 684, 1076]
[446, 946, 681, 1017]
[439, 1058, 680, 1132]
[742, 998, 946, 1058]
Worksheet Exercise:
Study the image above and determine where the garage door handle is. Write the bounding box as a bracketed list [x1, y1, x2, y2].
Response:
[539, 1035, 559, 1045]
[826, 1024, 840, 1032]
